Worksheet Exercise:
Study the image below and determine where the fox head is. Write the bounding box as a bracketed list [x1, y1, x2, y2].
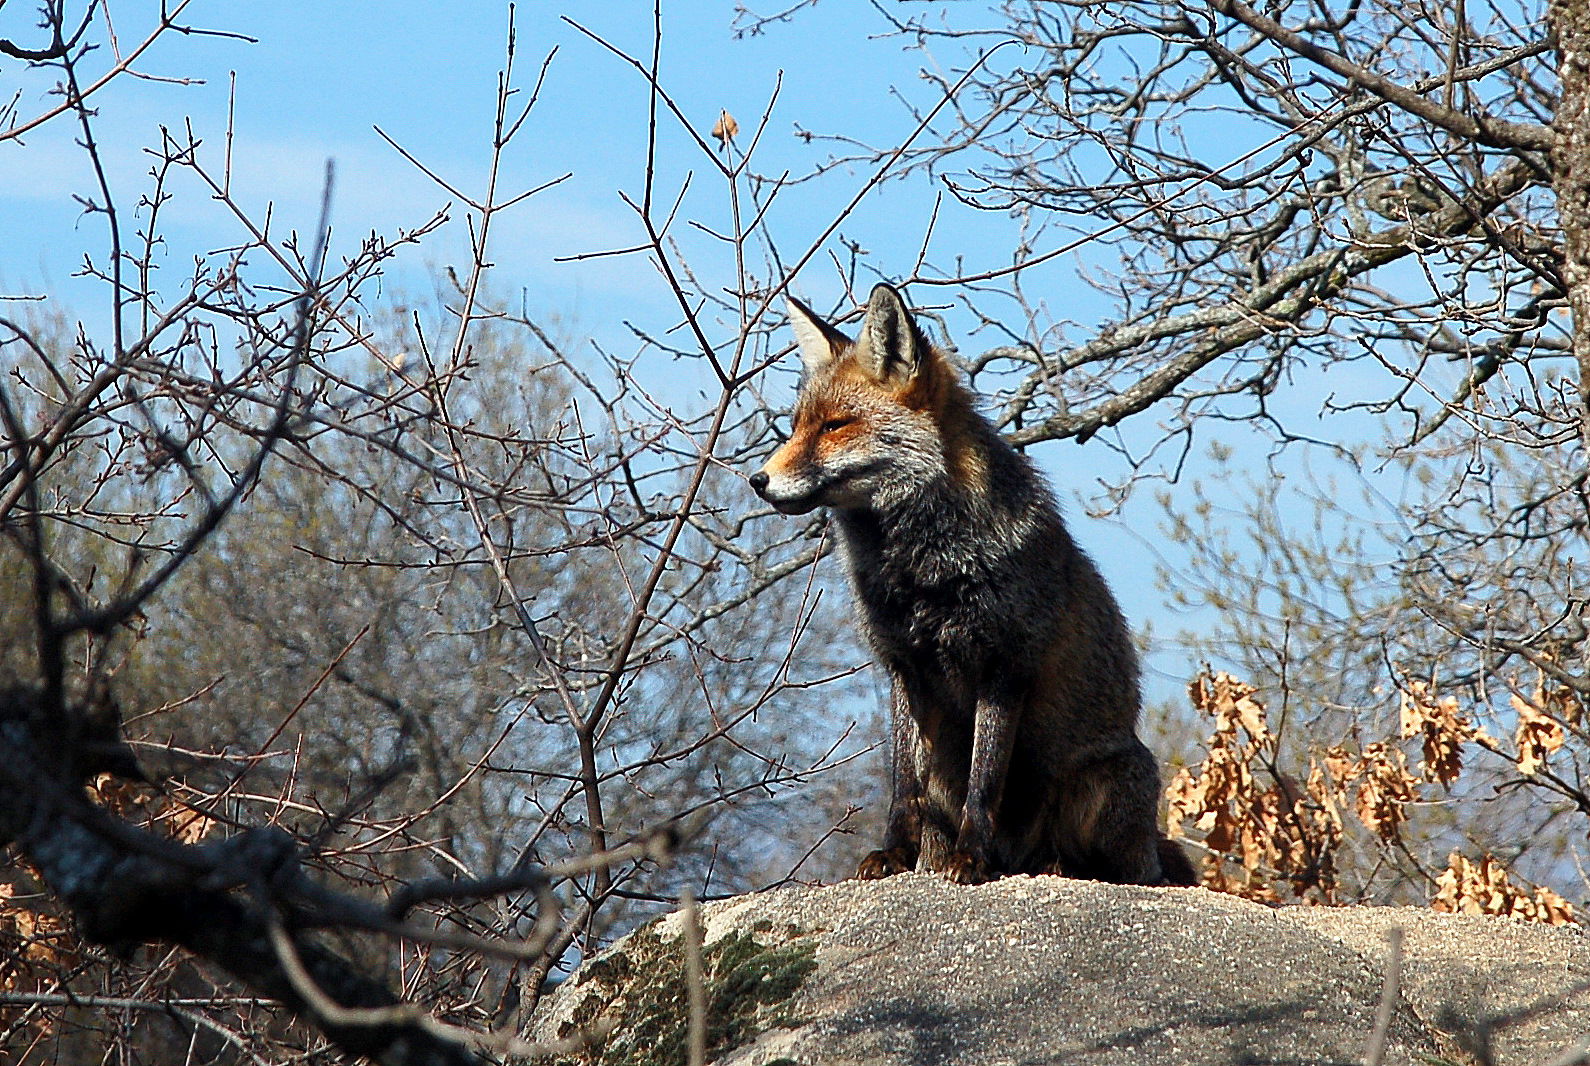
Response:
[750, 283, 976, 516]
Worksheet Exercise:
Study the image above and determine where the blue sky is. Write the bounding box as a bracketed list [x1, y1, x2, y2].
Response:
[2, 2, 1396, 709]
[2, 4, 991, 308]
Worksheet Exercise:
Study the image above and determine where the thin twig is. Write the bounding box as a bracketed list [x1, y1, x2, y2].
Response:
[1363, 926, 1404, 1066]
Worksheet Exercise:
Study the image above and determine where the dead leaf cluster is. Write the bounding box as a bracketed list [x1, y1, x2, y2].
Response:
[1511, 689, 1570, 778]
[1168, 669, 1578, 924]
[1399, 678, 1474, 786]
[1433, 851, 1576, 925]
[89, 773, 220, 846]
[1167, 671, 1343, 903]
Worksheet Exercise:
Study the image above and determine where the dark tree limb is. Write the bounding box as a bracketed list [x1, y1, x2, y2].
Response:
[0, 686, 482, 1066]
[1009, 157, 1543, 445]
[1550, 0, 1590, 437]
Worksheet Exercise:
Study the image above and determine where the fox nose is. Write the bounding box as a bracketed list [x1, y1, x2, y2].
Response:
[748, 471, 770, 495]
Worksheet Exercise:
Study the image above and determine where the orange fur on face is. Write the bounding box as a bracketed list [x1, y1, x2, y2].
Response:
[760, 342, 992, 510]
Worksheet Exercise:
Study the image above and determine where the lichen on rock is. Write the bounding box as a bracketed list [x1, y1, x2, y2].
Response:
[551, 919, 819, 1066]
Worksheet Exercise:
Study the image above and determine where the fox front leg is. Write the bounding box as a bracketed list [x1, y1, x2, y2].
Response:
[945, 688, 1020, 885]
[855, 676, 924, 879]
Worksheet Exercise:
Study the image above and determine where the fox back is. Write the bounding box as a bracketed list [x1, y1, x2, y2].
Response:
[751, 284, 1194, 886]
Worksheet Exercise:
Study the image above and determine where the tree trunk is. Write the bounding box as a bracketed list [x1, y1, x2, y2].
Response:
[1552, 0, 1590, 436]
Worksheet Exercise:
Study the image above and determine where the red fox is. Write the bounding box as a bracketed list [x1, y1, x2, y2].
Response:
[750, 283, 1195, 886]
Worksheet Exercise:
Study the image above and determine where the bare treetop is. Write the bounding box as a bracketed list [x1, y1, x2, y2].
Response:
[775, 0, 1564, 472]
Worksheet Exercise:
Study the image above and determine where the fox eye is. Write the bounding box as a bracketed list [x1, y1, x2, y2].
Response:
[819, 417, 855, 433]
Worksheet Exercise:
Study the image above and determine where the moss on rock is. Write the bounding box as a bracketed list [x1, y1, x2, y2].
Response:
[553, 921, 819, 1066]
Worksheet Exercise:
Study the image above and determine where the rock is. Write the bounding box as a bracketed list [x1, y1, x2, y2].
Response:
[530, 873, 1590, 1066]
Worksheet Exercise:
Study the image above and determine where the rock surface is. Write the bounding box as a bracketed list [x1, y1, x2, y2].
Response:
[531, 873, 1590, 1066]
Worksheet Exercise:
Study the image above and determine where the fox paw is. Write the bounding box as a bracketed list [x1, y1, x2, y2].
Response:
[943, 852, 994, 885]
[855, 847, 915, 880]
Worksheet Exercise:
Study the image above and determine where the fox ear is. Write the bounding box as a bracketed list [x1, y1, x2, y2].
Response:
[857, 283, 927, 387]
[786, 295, 851, 375]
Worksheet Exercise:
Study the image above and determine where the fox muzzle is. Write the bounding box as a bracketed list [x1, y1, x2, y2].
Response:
[749, 469, 827, 515]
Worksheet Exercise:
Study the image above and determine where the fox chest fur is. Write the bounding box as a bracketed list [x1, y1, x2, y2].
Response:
[832, 459, 1067, 685]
